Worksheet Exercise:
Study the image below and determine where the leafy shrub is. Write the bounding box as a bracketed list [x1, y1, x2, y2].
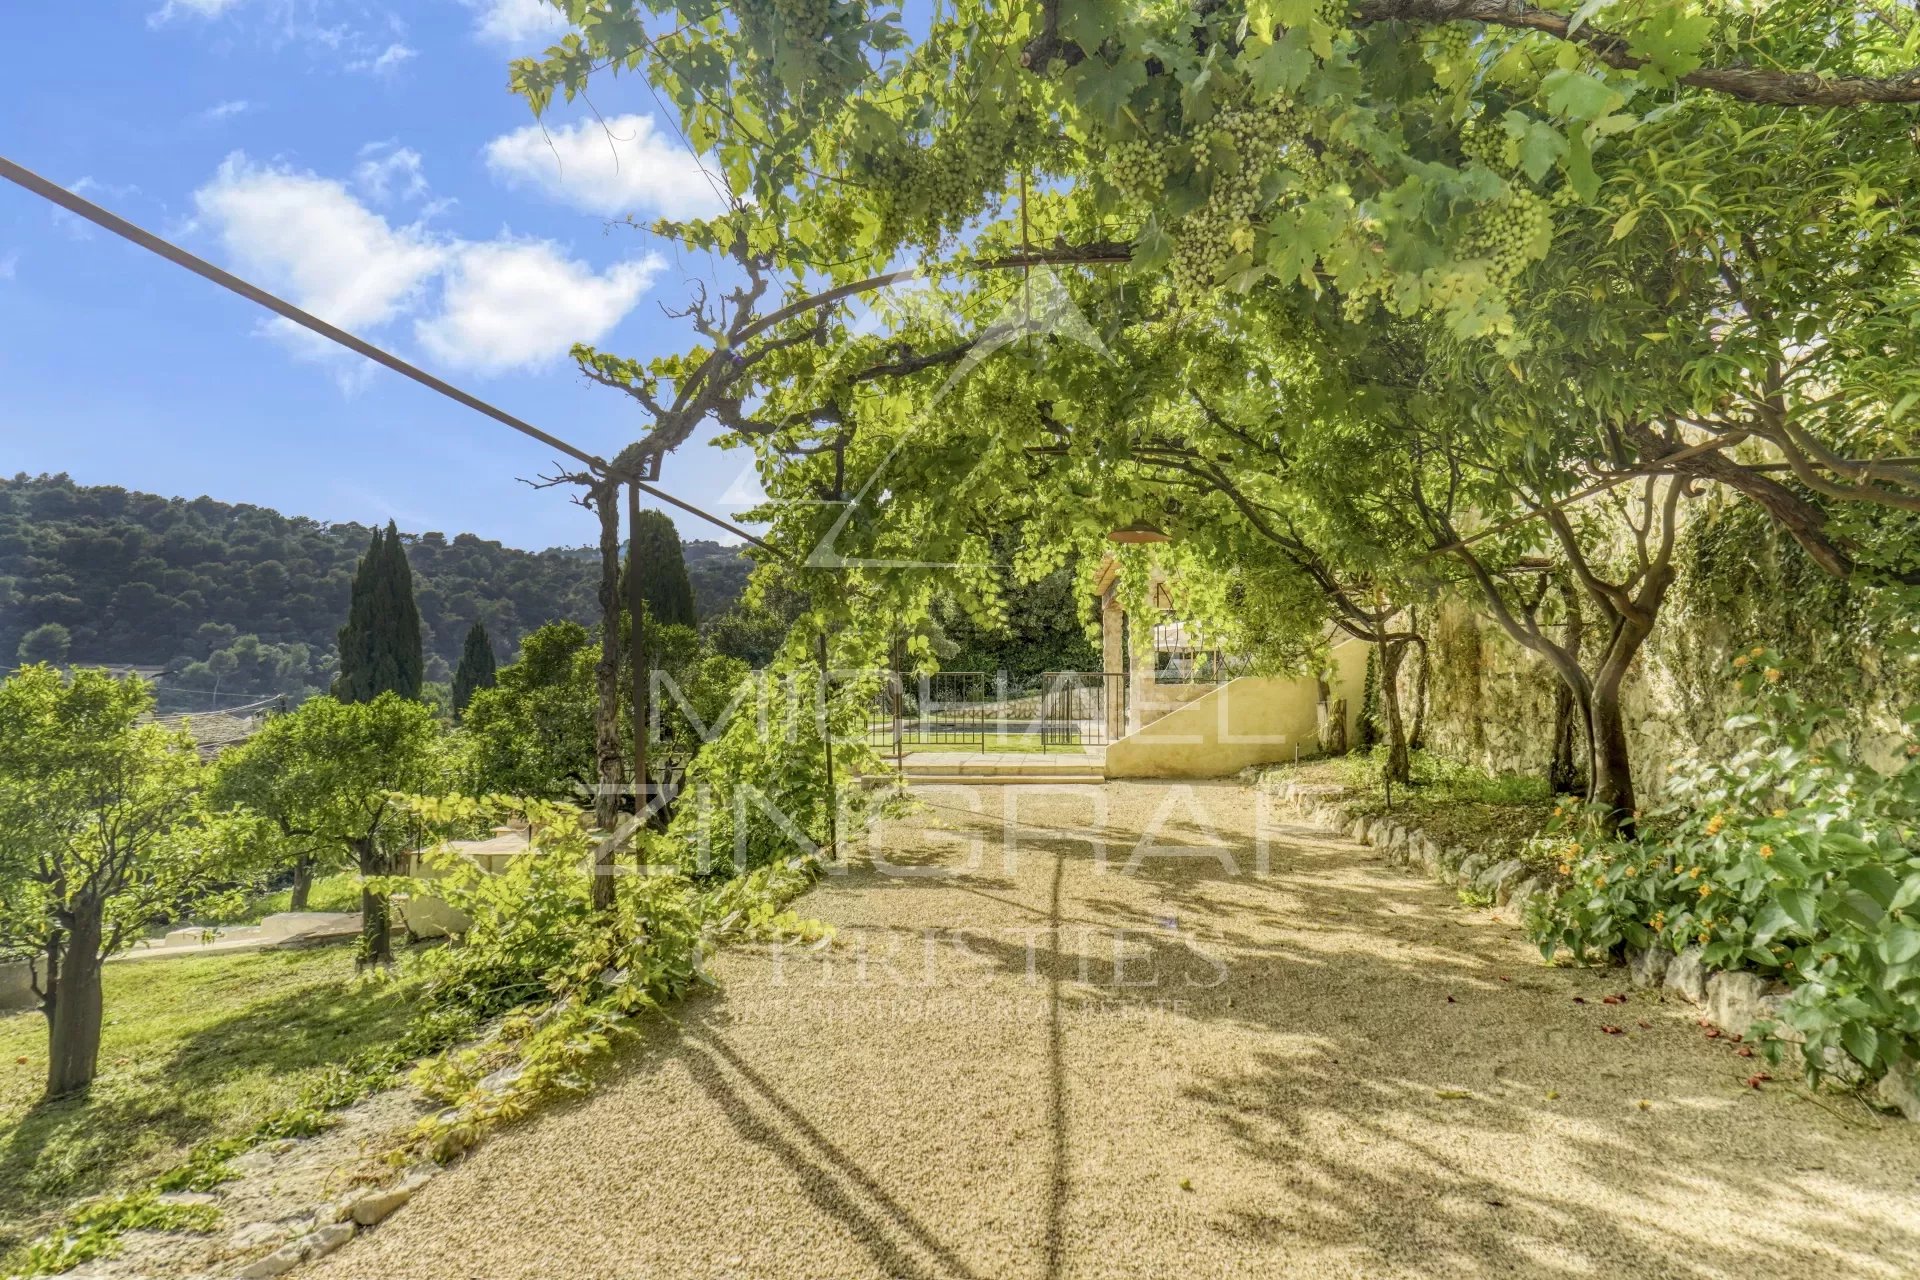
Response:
[668, 644, 891, 875]
[397, 798, 829, 1147]
[1532, 648, 1920, 1083]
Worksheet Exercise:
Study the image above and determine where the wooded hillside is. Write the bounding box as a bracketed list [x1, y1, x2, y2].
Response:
[0, 474, 752, 706]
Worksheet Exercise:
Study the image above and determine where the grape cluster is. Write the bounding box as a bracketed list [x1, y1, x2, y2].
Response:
[1107, 139, 1168, 202]
[768, 0, 829, 39]
[1424, 20, 1477, 89]
[1458, 118, 1506, 172]
[1167, 103, 1318, 302]
[1465, 187, 1552, 285]
[1428, 22, 1472, 63]
[850, 106, 1040, 250]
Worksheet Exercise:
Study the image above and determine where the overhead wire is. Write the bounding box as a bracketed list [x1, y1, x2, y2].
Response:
[0, 154, 776, 554]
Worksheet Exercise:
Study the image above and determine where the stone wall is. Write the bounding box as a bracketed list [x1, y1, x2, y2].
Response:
[1409, 494, 1913, 800]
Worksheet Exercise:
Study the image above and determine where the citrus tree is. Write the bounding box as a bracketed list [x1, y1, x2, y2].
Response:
[210, 693, 445, 967]
[0, 666, 256, 1098]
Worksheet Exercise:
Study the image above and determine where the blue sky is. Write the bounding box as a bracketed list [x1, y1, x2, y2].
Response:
[0, 0, 768, 550]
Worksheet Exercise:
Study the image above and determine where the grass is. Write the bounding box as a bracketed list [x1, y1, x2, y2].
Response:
[192, 871, 363, 927]
[1269, 747, 1560, 869]
[0, 944, 428, 1257]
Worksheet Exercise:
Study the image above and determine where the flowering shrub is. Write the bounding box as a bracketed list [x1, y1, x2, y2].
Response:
[1532, 648, 1920, 1084]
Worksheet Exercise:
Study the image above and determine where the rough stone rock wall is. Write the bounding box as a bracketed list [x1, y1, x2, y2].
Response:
[1412, 495, 1912, 799]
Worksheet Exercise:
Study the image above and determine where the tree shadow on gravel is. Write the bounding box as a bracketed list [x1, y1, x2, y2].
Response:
[829, 786, 1920, 1279]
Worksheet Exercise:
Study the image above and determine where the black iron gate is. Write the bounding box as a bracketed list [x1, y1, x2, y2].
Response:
[872, 671, 991, 751]
[1039, 671, 1128, 748]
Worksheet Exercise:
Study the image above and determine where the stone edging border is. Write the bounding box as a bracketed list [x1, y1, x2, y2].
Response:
[1267, 777, 1920, 1123]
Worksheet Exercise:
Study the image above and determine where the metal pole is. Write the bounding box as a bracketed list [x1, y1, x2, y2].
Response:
[627, 482, 650, 839]
[891, 628, 905, 781]
[818, 630, 838, 857]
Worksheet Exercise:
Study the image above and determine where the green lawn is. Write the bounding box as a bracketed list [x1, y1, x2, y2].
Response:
[0, 945, 427, 1256]
[193, 871, 363, 926]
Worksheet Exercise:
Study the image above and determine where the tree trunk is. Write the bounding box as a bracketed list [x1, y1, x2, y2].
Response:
[592, 480, 624, 911]
[355, 837, 393, 968]
[1588, 619, 1656, 833]
[1379, 640, 1411, 785]
[1319, 695, 1348, 755]
[1407, 638, 1429, 751]
[1547, 573, 1586, 796]
[45, 905, 104, 1099]
[289, 852, 314, 912]
[1589, 673, 1636, 829]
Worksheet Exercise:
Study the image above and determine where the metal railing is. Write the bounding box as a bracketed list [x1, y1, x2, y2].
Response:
[868, 670, 1131, 755]
[1038, 671, 1128, 748]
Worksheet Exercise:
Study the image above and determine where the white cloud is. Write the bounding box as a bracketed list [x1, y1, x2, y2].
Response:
[193, 152, 445, 331]
[0, 252, 19, 281]
[199, 99, 253, 122]
[192, 150, 660, 380]
[353, 143, 428, 203]
[149, 0, 245, 25]
[484, 114, 728, 221]
[467, 0, 572, 48]
[348, 41, 415, 75]
[55, 178, 141, 239]
[417, 240, 663, 374]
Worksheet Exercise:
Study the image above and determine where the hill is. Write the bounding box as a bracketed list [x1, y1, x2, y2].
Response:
[0, 474, 752, 710]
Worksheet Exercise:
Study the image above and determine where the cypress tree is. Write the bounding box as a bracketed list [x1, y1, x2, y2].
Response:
[334, 522, 425, 702]
[450, 621, 497, 722]
[620, 510, 697, 627]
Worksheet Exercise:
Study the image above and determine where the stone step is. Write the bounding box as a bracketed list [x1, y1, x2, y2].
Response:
[900, 762, 1104, 777]
[903, 773, 1107, 787]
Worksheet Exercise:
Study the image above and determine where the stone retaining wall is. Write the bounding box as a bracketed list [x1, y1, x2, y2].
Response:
[1270, 777, 1920, 1123]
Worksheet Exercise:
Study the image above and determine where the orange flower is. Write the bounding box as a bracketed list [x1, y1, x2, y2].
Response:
[1771, 808, 1788, 819]
[1733, 654, 1751, 668]
[1758, 844, 1773, 859]
[1764, 667, 1784, 683]
[1558, 861, 1572, 876]
[1624, 865, 1639, 877]
[1750, 646, 1766, 657]
[1704, 814, 1726, 836]
[1698, 884, 1713, 898]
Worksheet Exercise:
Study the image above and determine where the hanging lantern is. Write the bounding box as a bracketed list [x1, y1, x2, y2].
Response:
[1107, 519, 1170, 544]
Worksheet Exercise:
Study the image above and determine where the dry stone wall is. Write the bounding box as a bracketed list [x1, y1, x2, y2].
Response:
[1408, 495, 1913, 800]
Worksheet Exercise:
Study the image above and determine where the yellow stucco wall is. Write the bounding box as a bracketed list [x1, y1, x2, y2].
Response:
[1104, 639, 1370, 779]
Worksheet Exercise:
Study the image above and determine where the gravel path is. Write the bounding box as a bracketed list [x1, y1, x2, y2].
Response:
[310, 782, 1920, 1280]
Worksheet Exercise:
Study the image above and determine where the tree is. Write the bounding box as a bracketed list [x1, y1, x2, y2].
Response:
[461, 622, 599, 803]
[450, 621, 498, 722]
[333, 522, 424, 704]
[0, 667, 244, 1097]
[515, 0, 1920, 359]
[16, 622, 70, 665]
[212, 693, 444, 967]
[624, 509, 698, 628]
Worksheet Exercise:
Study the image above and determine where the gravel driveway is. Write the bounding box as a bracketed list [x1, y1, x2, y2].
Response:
[309, 781, 1920, 1280]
